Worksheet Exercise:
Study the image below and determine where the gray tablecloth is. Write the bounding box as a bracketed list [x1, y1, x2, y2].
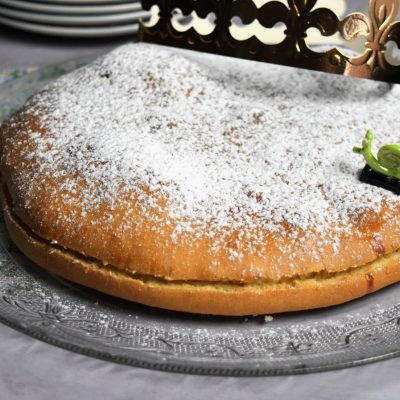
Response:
[1, 19, 400, 400]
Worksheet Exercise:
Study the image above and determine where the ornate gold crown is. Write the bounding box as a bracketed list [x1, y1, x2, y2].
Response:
[139, 0, 400, 83]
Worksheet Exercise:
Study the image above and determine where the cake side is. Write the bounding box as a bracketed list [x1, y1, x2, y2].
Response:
[3, 188, 400, 316]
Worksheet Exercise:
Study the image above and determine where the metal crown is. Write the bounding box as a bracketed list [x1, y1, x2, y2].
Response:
[139, 0, 400, 83]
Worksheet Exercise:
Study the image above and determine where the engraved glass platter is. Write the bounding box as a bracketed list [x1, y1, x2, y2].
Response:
[2, 59, 400, 376]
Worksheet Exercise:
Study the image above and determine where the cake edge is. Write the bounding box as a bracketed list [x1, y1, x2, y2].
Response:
[3, 186, 400, 316]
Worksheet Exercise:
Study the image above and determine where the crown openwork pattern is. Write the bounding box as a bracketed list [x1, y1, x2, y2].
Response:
[139, 0, 400, 83]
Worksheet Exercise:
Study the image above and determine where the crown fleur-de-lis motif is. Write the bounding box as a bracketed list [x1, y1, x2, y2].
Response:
[256, 0, 338, 44]
[340, 0, 400, 80]
[250, 0, 339, 65]
[140, 0, 400, 84]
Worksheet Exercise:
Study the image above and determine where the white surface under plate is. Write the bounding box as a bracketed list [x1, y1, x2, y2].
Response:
[0, 15, 139, 37]
[0, 0, 143, 15]
[0, 6, 149, 26]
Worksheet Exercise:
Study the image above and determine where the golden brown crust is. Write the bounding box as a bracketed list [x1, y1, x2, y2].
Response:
[2, 110, 400, 287]
[3, 187, 400, 316]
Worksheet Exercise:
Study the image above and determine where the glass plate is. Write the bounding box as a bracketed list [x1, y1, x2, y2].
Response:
[1, 60, 400, 377]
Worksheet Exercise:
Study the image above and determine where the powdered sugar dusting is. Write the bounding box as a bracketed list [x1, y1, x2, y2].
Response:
[11, 43, 400, 261]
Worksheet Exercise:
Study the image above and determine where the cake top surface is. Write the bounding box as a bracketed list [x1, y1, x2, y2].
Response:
[8, 42, 400, 264]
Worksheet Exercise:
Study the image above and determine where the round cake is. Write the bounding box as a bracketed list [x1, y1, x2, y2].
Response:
[1, 43, 400, 316]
